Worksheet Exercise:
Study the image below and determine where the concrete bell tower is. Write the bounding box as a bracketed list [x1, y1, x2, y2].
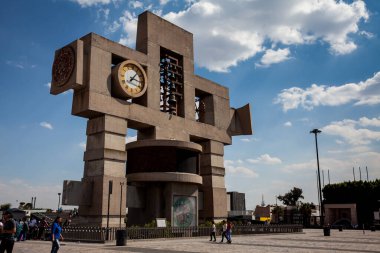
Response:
[51, 11, 252, 227]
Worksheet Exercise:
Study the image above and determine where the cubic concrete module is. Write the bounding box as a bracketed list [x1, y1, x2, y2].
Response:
[51, 11, 252, 227]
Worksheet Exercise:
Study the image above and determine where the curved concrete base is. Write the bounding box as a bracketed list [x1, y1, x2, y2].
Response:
[127, 172, 202, 185]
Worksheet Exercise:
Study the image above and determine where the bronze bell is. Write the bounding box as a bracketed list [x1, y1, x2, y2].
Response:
[168, 94, 177, 104]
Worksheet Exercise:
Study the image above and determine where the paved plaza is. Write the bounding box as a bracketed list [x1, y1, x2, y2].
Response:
[12, 229, 380, 253]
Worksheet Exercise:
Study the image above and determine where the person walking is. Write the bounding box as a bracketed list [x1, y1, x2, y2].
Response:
[209, 221, 216, 242]
[226, 220, 233, 244]
[0, 210, 16, 253]
[18, 217, 28, 241]
[50, 216, 64, 253]
[37, 217, 48, 240]
[220, 220, 227, 243]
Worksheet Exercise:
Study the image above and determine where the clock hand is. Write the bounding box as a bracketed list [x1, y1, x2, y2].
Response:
[126, 79, 142, 88]
[129, 73, 138, 82]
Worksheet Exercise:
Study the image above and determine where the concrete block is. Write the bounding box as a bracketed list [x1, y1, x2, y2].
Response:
[84, 160, 126, 177]
[200, 154, 224, 168]
[88, 46, 112, 96]
[87, 115, 127, 136]
[202, 140, 224, 155]
[184, 84, 195, 121]
[200, 166, 225, 176]
[214, 96, 231, 130]
[201, 175, 225, 188]
[212, 187, 227, 217]
[83, 148, 127, 161]
[86, 132, 126, 151]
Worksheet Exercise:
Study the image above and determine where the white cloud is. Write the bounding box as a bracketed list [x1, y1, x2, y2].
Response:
[97, 8, 110, 20]
[126, 135, 137, 143]
[226, 166, 259, 178]
[79, 142, 86, 150]
[284, 121, 292, 127]
[119, 11, 138, 46]
[114, 0, 367, 72]
[130, 1, 143, 9]
[281, 152, 380, 182]
[46, 82, 51, 88]
[275, 71, 380, 111]
[256, 48, 291, 68]
[70, 0, 370, 71]
[358, 117, 380, 127]
[106, 20, 121, 34]
[224, 160, 259, 178]
[359, 31, 374, 39]
[240, 137, 259, 142]
[71, 0, 111, 7]
[0, 178, 61, 209]
[322, 117, 380, 145]
[159, 0, 170, 6]
[6, 60, 24, 69]
[40, 121, 53, 130]
[281, 158, 348, 173]
[247, 154, 282, 165]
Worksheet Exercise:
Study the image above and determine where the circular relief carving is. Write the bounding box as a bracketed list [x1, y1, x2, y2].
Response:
[52, 46, 75, 87]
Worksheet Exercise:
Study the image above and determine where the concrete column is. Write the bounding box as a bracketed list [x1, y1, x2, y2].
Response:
[199, 140, 227, 220]
[79, 114, 127, 227]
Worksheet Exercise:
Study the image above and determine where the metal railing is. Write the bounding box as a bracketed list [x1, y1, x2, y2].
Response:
[54, 224, 302, 242]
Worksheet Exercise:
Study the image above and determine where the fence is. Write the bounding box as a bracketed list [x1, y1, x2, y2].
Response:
[57, 224, 302, 242]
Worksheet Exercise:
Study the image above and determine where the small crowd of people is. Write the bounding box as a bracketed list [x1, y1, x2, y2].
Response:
[0, 210, 64, 253]
[210, 220, 233, 244]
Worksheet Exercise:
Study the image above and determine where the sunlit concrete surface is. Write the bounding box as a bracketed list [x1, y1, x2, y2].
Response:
[13, 229, 380, 253]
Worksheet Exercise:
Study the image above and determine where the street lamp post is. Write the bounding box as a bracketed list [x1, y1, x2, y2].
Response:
[57, 193, 61, 211]
[106, 180, 113, 240]
[310, 128, 324, 226]
[119, 182, 124, 228]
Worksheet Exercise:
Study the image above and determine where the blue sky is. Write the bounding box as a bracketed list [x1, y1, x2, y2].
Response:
[1, 0, 380, 210]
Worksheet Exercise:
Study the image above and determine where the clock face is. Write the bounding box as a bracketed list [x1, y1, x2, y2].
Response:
[112, 60, 147, 99]
[121, 63, 144, 94]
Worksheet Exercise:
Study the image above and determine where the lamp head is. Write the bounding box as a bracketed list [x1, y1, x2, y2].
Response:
[310, 129, 322, 134]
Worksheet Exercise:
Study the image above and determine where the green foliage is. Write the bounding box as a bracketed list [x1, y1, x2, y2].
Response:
[144, 220, 157, 228]
[0, 203, 11, 211]
[199, 220, 212, 227]
[278, 187, 304, 206]
[299, 202, 315, 216]
[323, 179, 380, 225]
[272, 205, 284, 215]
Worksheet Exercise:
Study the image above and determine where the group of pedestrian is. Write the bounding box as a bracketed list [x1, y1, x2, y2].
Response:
[0, 211, 63, 253]
[209, 220, 233, 244]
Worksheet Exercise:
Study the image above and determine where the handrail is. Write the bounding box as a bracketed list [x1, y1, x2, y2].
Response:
[46, 224, 302, 242]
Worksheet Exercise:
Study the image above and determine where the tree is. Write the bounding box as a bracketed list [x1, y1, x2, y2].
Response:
[18, 202, 33, 210]
[299, 202, 315, 216]
[323, 179, 380, 225]
[277, 187, 304, 206]
[299, 202, 315, 227]
[272, 205, 285, 223]
[0, 203, 11, 211]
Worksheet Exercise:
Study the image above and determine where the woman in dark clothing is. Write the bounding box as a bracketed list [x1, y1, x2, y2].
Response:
[50, 216, 64, 253]
[0, 210, 16, 253]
